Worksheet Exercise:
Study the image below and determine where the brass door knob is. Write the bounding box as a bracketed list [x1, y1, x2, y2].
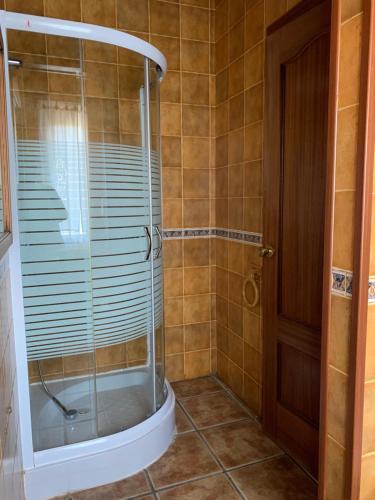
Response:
[260, 246, 275, 258]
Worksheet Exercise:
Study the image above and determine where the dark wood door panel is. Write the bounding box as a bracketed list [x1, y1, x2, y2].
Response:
[278, 317, 321, 359]
[279, 33, 329, 331]
[263, 0, 330, 478]
[277, 342, 321, 426]
[277, 403, 319, 477]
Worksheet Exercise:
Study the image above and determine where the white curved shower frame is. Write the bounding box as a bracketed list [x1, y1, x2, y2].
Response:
[0, 10, 174, 500]
[0, 10, 167, 74]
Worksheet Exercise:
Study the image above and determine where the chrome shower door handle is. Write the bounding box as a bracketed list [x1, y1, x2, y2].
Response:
[144, 226, 152, 261]
[154, 225, 163, 259]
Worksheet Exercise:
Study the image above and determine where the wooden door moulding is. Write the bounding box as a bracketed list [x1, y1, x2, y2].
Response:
[346, 0, 375, 498]
[318, 0, 341, 498]
[267, 0, 329, 36]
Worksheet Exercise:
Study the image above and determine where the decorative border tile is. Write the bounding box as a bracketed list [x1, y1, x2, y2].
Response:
[332, 267, 347, 296]
[163, 228, 263, 246]
[163, 228, 213, 240]
[332, 268, 375, 303]
[369, 277, 375, 303]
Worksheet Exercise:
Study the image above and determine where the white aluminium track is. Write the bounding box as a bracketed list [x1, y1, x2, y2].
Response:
[0, 10, 167, 75]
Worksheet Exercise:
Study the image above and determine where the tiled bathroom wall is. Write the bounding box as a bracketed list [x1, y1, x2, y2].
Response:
[362, 296, 375, 499]
[213, 0, 303, 415]
[325, 3, 364, 498]
[0, 255, 24, 500]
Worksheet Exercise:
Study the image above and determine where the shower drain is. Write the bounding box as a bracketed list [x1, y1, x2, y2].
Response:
[78, 408, 90, 415]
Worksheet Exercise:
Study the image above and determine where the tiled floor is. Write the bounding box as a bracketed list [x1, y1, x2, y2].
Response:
[54, 376, 317, 499]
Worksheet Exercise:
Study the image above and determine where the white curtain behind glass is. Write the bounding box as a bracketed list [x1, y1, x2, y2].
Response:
[40, 100, 89, 243]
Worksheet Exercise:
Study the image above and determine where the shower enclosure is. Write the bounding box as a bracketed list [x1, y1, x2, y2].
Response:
[0, 10, 174, 500]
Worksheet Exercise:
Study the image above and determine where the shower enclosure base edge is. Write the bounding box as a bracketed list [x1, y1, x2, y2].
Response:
[23, 381, 175, 500]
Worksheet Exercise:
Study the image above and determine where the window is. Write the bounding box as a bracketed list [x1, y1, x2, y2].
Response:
[0, 34, 13, 259]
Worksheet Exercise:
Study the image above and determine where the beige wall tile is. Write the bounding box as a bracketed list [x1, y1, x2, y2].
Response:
[150, 0, 180, 37]
[327, 366, 349, 447]
[265, 0, 286, 27]
[166, 353, 185, 381]
[165, 327, 184, 355]
[45, 0, 81, 21]
[181, 40, 210, 73]
[181, 5, 210, 42]
[162, 137, 182, 168]
[6, 0, 44, 15]
[229, 19, 245, 62]
[341, 0, 363, 23]
[183, 294, 211, 324]
[360, 454, 375, 500]
[244, 43, 264, 88]
[182, 73, 210, 105]
[183, 199, 210, 227]
[184, 239, 210, 267]
[365, 305, 375, 382]
[362, 381, 375, 455]
[185, 349, 211, 378]
[164, 240, 183, 269]
[165, 297, 184, 327]
[164, 268, 183, 298]
[182, 105, 210, 137]
[117, 0, 149, 32]
[326, 437, 346, 500]
[245, 0, 264, 49]
[184, 267, 210, 295]
[332, 191, 355, 270]
[329, 294, 351, 374]
[82, 0, 116, 27]
[338, 14, 363, 108]
[185, 322, 211, 351]
[336, 105, 359, 191]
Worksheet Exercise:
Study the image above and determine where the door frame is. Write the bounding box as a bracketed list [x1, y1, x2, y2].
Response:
[263, 1, 375, 499]
[342, 0, 375, 498]
[320, 0, 375, 499]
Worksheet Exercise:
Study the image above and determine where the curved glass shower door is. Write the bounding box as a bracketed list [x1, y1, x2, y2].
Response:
[8, 29, 165, 451]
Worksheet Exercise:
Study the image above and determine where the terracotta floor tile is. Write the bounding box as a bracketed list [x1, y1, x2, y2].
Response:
[181, 391, 248, 429]
[70, 471, 151, 499]
[171, 377, 222, 400]
[202, 420, 283, 469]
[147, 432, 220, 488]
[176, 403, 194, 433]
[157, 474, 241, 499]
[229, 456, 317, 499]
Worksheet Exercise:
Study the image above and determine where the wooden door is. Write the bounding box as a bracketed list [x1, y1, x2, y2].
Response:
[263, 0, 331, 478]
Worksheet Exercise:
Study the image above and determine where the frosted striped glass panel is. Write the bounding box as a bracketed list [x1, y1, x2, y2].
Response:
[17, 140, 161, 360]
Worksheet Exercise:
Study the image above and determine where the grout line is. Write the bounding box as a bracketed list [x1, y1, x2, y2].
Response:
[283, 451, 318, 485]
[176, 388, 223, 401]
[191, 416, 250, 432]
[222, 470, 247, 499]
[211, 375, 258, 421]
[153, 470, 224, 496]
[225, 452, 286, 474]
[146, 463, 157, 492]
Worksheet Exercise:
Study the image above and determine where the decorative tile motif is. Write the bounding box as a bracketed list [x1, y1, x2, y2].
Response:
[163, 228, 263, 246]
[332, 269, 375, 303]
[346, 271, 353, 297]
[369, 277, 375, 303]
[163, 228, 213, 240]
[332, 268, 347, 296]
